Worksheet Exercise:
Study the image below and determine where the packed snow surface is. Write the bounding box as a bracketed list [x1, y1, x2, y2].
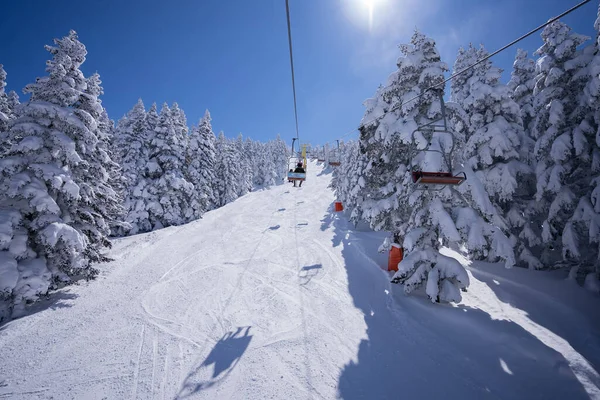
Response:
[1, 161, 599, 399]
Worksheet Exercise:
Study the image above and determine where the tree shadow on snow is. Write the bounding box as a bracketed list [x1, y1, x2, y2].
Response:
[468, 265, 600, 378]
[176, 326, 252, 398]
[328, 212, 594, 400]
[320, 204, 344, 250]
[0, 290, 77, 329]
[318, 167, 332, 177]
[320, 205, 335, 232]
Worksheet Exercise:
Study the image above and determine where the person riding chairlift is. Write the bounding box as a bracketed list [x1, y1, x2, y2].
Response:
[293, 162, 305, 187]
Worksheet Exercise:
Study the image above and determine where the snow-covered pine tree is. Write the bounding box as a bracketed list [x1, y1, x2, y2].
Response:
[245, 138, 263, 187]
[170, 102, 189, 148]
[186, 113, 217, 217]
[450, 44, 529, 269]
[115, 99, 153, 235]
[235, 134, 253, 196]
[146, 103, 195, 228]
[505, 49, 544, 269]
[272, 134, 289, 182]
[331, 140, 351, 197]
[331, 140, 369, 226]
[195, 110, 218, 210]
[508, 49, 537, 142]
[0, 65, 19, 157]
[169, 102, 201, 222]
[214, 132, 239, 206]
[250, 140, 262, 187]
[330, 141, 345, 192]
[581, 5, 600, 292]
[73, 72, 123, 248]
[0, 64, 11, 133]
[258, 140, 278, 187]
[531, 20, 597, 279]
[7, 90, 19, 116]
[358, 31, 471, 302]
[0, 30, 113, 320]
[99, 107, 127, 235]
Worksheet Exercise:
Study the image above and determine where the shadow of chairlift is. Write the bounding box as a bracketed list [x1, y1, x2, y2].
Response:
[299, 264, 323, 285]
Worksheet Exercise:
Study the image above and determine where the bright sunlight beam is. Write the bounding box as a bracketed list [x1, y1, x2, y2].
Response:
[366, 0, 375, 31]
[342, 0, 388, 32]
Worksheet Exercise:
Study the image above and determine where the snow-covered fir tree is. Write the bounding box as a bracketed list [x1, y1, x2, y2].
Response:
[74, 72, 124, 245]
[581, 5, 600, 292]
[0, 65, 13, 134]
[115, 99, 153, 235]
[235, 134, 253, 196]
[255, 140, 278, 187]
[170, 102, 189, 147]
[193, 110, 218, 210]
[214, 132, 239, 206]
[186, 112, 218, 216]
[331, 140, 369, 225]
[508, 49, 537, 141]
[272, 134, 289, 182]
[450, 44, 529, 269]
[146, 103, 195, 228]
[0, 31, 117, 320]
[531, 20, 596, 279]
[357, 31, 472, 303]
[0, 65, 20, 159]
[506, 50, 541, 267]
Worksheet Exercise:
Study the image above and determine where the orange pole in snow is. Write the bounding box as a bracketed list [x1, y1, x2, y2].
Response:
[334, 201, 344, 212]
[388, 244, 403, 272]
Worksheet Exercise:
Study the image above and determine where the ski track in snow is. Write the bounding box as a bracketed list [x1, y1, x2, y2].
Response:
[0, 161, 599, 399]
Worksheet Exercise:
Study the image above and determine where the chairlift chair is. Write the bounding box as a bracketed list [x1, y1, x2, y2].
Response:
[317, 148, 325, 162]
[328, 140, 341, 167]
[408, 91, 466, 190]
[287, 137, 306, 182]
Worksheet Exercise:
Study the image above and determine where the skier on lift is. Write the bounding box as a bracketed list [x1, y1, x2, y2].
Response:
[293, 162, 305, 187]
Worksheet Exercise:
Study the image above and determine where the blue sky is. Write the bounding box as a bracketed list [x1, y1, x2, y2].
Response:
[0, 0, 597, 146]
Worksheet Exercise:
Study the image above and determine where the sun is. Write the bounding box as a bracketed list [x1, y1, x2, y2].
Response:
[341, 0, 388, 32]
[366, 0, 375, 30]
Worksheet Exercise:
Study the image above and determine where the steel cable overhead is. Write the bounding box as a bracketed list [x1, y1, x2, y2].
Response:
[285, 0, 301, 141]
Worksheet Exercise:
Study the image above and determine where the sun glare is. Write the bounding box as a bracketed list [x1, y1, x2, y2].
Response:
[367, 0, 374, 31]
[351, 0, 386, 32]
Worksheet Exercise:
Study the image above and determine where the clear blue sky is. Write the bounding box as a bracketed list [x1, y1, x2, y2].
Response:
[0, 0, 597, 146]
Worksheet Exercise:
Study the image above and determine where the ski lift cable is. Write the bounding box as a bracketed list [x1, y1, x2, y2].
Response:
[285, 0, 301, 141]
[330, 0, 592, 143]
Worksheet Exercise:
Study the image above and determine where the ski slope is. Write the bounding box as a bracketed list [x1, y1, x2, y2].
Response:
[1, 161, 600, 399]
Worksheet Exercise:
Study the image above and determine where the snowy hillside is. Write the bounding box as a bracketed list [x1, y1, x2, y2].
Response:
[0, 161, 599, 399]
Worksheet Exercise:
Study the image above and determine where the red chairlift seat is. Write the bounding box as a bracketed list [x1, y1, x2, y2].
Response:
[411, 171, 466, 186]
